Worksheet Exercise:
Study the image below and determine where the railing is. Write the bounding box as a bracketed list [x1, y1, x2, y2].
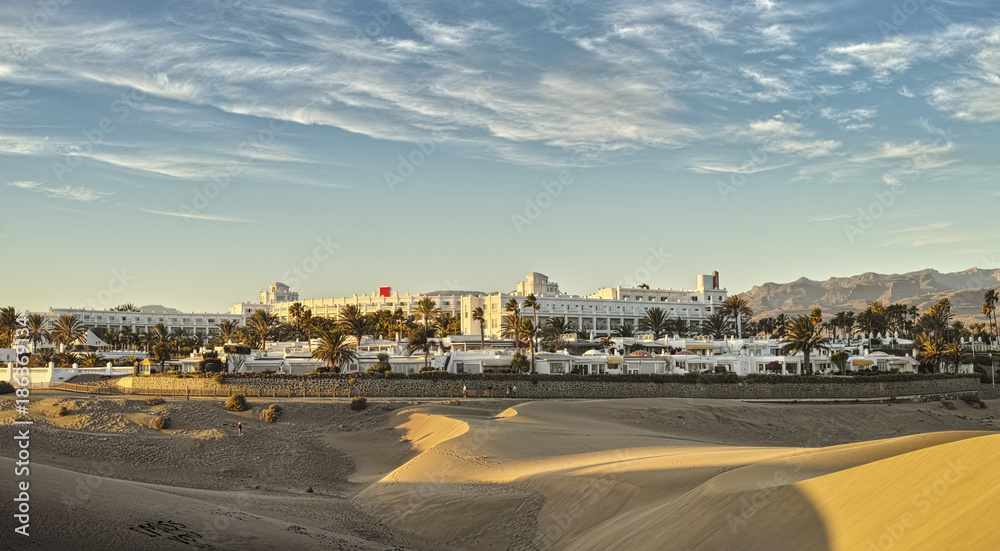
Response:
[35, 382, 520, 399]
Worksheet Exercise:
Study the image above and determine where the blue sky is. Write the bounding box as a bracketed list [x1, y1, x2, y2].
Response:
[2, 0, 999, 313]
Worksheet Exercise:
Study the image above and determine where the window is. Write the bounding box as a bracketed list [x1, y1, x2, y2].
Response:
[691, 296, 698, 301]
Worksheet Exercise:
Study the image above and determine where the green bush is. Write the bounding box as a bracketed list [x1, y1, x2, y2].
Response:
[150, 415, 171, 430]
[0, 381, 14, 395]
[511, 353, 530, 373]
[350, 396, 368, 411]
[223, 344, 251, 355]
[199, 358, 225, 373]
[225, 394, 249, 412]
[259, 404, 281, 422]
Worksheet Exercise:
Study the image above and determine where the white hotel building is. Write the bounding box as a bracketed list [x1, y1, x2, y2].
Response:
[461, 272, 728, 338]
[44, 307, 244, 336]
[271, 288, 472, 322]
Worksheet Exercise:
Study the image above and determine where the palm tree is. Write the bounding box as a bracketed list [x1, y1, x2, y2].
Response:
[774, 314, 790, 339]
[25, 313, 48, 353]
[917, 335, 946, 373]
[831, 350, 849, 375]
[982, 289, 998, 344]
[721, 297, 753, 338]
[434, 313, 460, 337]
[523, 294, 540, 372]
[471, 306, 486, 348]
[406, 325, 435, 370]
[665, 317, 692, 338]
[246, 310, 279, 355]
[638, 307, 670, 340]
[539, 319, 571, 352]
[0, 306, 22, 349]
[413, 298, 439, 327]
[113, 303, 141, 312]
[945, 342, 970, 373]
[780, 315, 831, 375]
[79, 353, 106, 367]
[613, 324, 635, 337]
[311, 329, 358, 372]
[701, 312, 734, 339]
[288, 302, 305, 325]
[50, 314, 86, 352]
[338, 305, 370, 349]
[216, 319, 240, 344]
[505, 298, 521, 346]
[152, 322, 169, 343]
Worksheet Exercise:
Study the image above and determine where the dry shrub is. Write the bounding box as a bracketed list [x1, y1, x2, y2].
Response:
[259, 404, 282, 423]
[150, 415, 171, 430]
[225, 394, 249, 412]
[0, 381, 14, 395]
[350, 396, 368, 411]
[57, 404, 71, 417]
[448, 399, 460, 406]
[145, 396, 165, 406]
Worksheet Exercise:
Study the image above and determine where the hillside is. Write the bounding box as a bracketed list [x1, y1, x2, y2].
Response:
[739, 267, 1000, 320]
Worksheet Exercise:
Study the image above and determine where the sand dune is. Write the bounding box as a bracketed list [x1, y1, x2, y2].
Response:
[359, 399, 999, 550]
[2, 393, 997, 550]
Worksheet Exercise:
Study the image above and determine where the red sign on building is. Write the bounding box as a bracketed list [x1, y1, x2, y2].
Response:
[379, 286, 391, 297]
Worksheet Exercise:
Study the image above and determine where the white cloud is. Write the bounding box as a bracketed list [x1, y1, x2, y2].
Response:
[854, 141, 956, 169]
[820, 107, 877, 130]
[7, 181, 113, 202]
[135, 208, 254, 223]
[737, 118, 841, 158]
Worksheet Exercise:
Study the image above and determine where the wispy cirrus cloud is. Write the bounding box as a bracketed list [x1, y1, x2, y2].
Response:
[6, 180, 113, 202]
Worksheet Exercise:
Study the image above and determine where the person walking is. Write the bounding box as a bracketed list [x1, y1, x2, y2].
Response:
[186, 387, 190, 401]
[462, 385, 467, 398]
[238, 422, 243, 437]
[512, 385, 517, 396]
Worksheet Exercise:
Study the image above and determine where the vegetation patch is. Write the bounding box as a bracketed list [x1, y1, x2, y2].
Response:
[145, 396, 165, 406]
[56, 404, 71, 417]
[0, 381, 14, 395]
[225, 394, 250, 412]
[350, 396, 368, 411]
[150, 415, 171, 430]
[259, 404, 282, 422]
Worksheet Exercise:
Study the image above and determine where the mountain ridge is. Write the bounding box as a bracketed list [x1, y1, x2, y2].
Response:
[739, 267, 1000, 320]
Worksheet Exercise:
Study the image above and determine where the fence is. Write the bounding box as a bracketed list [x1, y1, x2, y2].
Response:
[35, 382, 511, 399]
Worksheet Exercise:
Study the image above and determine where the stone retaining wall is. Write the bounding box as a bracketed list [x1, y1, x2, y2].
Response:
[114, 375, 984, 400]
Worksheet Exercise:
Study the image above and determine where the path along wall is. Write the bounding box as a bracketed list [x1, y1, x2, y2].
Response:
[113, 375, 986, 400]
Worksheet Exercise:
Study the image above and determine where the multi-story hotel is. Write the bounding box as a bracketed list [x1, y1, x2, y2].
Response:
[229, 282, 299, 316]
[271, 287, 473, 322]
[460, 272, 728, 338]
[44, 307, 244, 336]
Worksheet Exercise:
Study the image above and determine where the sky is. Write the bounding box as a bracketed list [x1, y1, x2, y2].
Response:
[2, 0, 999, 313]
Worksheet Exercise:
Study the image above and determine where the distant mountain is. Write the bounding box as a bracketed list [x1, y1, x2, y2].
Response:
[138, 305, 181, 314]
[739, 268, 1000, 320]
